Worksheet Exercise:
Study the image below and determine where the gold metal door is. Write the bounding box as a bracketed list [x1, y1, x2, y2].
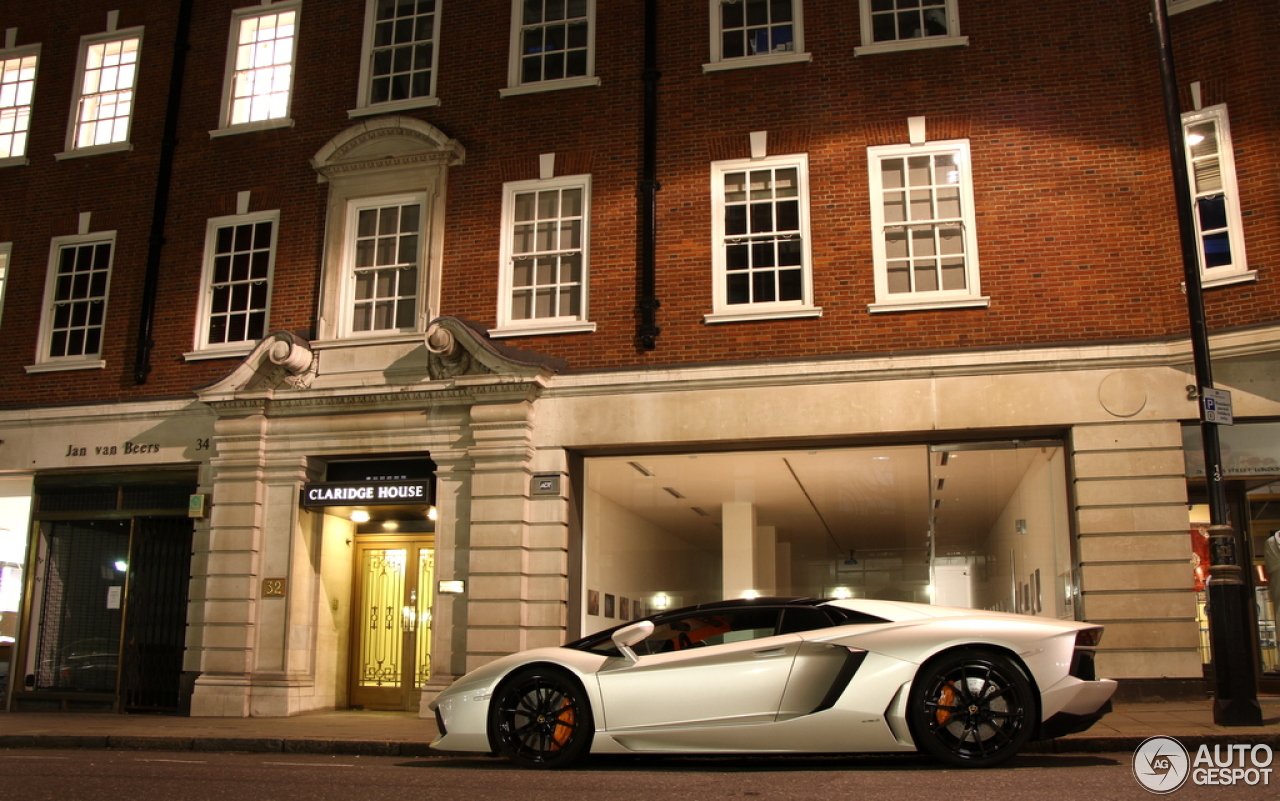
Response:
[350, 539, 434, 711]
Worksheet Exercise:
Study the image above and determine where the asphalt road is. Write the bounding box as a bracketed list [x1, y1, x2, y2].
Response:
[0, 748, 1272, 800]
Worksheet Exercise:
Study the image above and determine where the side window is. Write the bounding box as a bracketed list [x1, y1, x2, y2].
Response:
[192, 209, 278, 355]
[0, 43, 39, 164]
[29, 232, 116, 372]
[61, 28, 142, 158]
[644, 609, 782, 652]
[779, 606, 838, 634]
[705, 0, 809, 72]
[213, 2, 300, 136]
[855, 0, 967, 56]
[1181, 104, 1251, 287]
[708, 153, 818, 323]
[354, 0, 441, 114]
[501, 0, 599, 96]
[494, 173, 595, 336]
[867, 138, 987, 312]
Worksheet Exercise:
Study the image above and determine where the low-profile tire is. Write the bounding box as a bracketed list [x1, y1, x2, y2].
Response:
[907, 648, 1035, 769]
[487, 667, 594, 769]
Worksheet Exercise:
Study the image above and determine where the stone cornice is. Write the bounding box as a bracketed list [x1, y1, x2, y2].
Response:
[542, 325, 1280, 399]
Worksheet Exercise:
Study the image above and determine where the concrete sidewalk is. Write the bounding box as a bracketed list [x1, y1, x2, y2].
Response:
[1, 699, 1278, 758]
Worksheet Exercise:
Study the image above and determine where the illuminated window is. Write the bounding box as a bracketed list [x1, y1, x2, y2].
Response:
[215, 3, 299, 134]
[65, 32, 141, 154]
[0, 46, 39, 161]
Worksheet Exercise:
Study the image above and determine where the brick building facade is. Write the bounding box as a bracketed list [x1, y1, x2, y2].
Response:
[1, 0, 1277, 717]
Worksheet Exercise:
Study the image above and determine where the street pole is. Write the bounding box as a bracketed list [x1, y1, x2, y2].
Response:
[1149, 0, 1261, 726]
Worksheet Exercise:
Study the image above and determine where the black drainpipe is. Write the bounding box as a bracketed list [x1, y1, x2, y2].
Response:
[636, 0, 661, 350]
[134, 0, 194, 384]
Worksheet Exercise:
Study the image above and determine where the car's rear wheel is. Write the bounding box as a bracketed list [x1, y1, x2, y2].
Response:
[488, 667, 594, 768]
[907, 648, 1035, 768]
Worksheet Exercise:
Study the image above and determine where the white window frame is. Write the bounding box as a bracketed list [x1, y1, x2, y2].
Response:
[707, 154, 819, 323]
[0, 43, 40, 167]
[58, 29, 143, 159]
[211, 1, 300, 138]
[1169, 0, 1223, 14]
[493, 174, 596, 337]
[704, 0, 811, 73]
[28, 231, 116, 373]
[188, 209, 279, 358]
[0, 242, 10, 329]
[867, 139, 986, 312]
[855, 0, 967, 57]
[351, 0, 442, 117]
[338, 193, 429, 339]
[500, 0, 600, 98]
[1181, 104, 1252, 288]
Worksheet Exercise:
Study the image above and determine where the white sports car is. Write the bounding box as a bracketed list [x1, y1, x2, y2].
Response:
[428, 597, 1116, 769]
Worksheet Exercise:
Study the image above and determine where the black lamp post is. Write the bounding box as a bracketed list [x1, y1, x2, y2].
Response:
[1149, 0, 1262, 726]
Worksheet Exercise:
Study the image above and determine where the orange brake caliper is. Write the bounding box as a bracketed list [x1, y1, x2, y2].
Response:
[935, 682, 957, 726]
[551, 698, 576, 750]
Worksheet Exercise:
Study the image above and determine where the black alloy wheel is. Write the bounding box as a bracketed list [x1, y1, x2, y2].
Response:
[488, 667, 594, 768]
[907, 648, 1035, 768]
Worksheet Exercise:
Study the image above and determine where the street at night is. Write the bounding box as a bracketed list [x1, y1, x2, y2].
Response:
[0, 748, 1273, 801]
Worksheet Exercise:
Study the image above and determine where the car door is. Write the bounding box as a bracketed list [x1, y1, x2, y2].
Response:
[595, 607, 799, 731]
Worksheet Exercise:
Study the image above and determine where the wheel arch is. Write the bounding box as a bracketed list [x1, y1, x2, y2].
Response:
[484, 660, 597, 754]
[912, 643, 1044, 738]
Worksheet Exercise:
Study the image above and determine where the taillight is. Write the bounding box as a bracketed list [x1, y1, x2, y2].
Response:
[1075, 627, 1104, 648]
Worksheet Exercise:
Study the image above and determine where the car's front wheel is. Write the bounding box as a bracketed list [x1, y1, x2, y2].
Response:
[907, 648, 1035, 768]
[488, 667, 594, 768]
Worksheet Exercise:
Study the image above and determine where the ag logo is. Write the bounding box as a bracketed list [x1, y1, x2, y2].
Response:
[1134, 736, 1190, 794]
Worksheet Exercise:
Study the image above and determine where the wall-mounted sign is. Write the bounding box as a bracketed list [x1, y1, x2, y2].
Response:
[300, 479, 435, 508]
[188, 493, 209, 519]
[531, 474, 561, 495]
[1201, 387, 1234, 425]
[262, 578, 287, 597]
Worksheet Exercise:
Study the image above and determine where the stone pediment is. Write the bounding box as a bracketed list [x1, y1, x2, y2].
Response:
[311, 116, 464, 181]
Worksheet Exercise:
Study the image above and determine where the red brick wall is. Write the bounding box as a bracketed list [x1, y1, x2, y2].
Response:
[0, 0, 1275, 406]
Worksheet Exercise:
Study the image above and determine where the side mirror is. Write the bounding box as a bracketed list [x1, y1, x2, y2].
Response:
[611, 620, 655, 663]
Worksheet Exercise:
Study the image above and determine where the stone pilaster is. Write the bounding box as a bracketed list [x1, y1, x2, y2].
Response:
[1072, 420, 1201, 680]
[464, 401, 567, 674]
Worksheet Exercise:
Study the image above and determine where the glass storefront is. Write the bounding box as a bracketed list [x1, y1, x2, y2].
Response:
[582, 440, 1073, 634]
[0, 477, 34, 704]
[13, 473, 196, 713]
[1184, 422, 1280, 682]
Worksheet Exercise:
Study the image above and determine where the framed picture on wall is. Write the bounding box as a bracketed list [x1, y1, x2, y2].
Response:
[604, 594, 615, 618]
[587, 589, 600, 616]
[619, 597, 630, 620]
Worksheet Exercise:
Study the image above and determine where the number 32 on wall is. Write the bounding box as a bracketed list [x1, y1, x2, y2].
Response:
[262, 578, 287, 597]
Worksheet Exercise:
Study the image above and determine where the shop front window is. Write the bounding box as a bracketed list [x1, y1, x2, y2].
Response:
[32, 520, 129, 693]
[582, 441, 1073, 635]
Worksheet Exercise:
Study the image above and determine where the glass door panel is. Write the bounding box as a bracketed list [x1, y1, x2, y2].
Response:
[350, 540, 433, 710]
